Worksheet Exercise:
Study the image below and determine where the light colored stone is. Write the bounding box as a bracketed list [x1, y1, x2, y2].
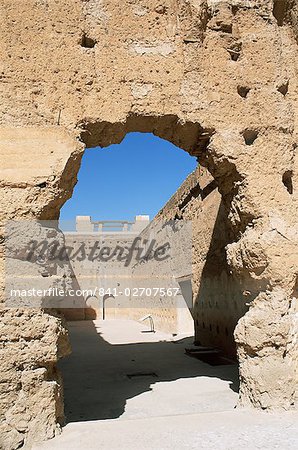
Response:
[0, 0, 298, 448]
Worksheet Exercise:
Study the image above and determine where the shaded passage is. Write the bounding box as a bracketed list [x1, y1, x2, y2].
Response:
[59, 320, 239, 423]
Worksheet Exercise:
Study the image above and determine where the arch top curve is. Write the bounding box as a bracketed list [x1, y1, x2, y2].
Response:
[78, 114, 214, 157]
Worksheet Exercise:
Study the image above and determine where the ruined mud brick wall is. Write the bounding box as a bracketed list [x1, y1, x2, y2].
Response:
[122, 167, 237, 340]
[152, 166, 247, 356]
[1, 0, 298, 448]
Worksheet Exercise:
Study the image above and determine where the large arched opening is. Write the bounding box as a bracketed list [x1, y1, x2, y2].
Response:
[1, 1, 298, 448]
[52, 116, 245, 426]
[2, 114, 297, 449]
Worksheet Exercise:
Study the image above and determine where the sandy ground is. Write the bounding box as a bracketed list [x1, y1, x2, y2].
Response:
[33, 320, 298, 450]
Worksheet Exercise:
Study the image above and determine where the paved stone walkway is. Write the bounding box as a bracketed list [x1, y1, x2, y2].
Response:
[34, 320, 298, 450]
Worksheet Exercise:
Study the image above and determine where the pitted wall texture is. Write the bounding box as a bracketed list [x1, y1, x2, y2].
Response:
[0, 1, 298, 448]
[154, 167, 247, 356]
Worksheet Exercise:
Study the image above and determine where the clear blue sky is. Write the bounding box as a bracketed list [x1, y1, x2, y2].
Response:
[59, 132, 197, 225]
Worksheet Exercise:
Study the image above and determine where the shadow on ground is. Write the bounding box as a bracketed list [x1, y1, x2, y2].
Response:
[59, 320, 239, 423]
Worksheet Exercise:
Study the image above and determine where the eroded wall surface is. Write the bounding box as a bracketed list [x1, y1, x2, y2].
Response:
[1, 0, 298, 448]
[154, 167, 247, 356]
